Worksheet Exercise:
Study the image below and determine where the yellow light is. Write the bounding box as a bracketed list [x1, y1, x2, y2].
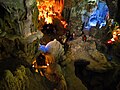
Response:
[36, 0, 67, 27]
[45, 16, 53, 24]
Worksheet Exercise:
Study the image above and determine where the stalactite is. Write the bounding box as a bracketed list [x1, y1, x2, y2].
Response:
[62, 7, 71, 23]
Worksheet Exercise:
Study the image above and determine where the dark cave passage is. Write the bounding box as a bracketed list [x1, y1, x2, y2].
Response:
[74, 60, 120, 90]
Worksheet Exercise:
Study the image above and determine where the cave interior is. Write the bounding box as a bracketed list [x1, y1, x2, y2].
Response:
[0, 0, 120, 90]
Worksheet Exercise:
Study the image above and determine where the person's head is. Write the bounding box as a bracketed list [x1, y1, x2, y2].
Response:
[36, 53, 46, 65]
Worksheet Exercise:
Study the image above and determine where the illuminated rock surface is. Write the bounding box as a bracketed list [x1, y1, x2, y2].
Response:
[0, 0, 120, 90]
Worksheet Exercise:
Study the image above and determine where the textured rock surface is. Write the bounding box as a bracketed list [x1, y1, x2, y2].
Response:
[67, 36, 112, 72]
[0, 0, 120, 90]
[0, 65, 49, 90]
[63, 62, 88, 90]
[0, 0, 41, 60]
[0, 0, 88, 90]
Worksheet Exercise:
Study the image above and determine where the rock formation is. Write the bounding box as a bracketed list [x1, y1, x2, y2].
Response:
[0, 0, 120, 90]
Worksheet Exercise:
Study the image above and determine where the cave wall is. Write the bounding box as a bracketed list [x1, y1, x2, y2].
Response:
[115, 0, 120, 24]
[106, 0, 120, 25]
[0, 0, 42, 61]
[0, 0, 119, 61]
[0, 1, 48, 89]
[0, 1, 88, 90]
[62, 0, 84, 35]
[63, 0, 120, 35]
[0, 0, 120, 90]
[106, 0, 118, 19]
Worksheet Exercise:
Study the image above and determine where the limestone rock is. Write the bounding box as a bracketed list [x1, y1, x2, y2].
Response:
[0, 0, 38, 37]
[88, 50, 107, 63]
[63, 62, 88, 90]
[0, 0, 39, 60]
[25, 31, 43, 44]
[45, 63, 67, 90]
[67, 36, 112, 72]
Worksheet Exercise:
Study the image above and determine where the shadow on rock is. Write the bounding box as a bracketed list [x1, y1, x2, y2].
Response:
[74, 59, 120, 90]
